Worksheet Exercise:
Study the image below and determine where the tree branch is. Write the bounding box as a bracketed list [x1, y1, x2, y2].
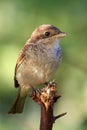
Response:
[30, 81, 67, 130]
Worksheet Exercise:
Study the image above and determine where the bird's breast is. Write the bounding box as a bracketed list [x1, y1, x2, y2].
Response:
[16, 43, 62, 87]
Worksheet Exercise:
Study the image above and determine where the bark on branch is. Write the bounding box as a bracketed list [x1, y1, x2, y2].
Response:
[30, 82, 67, 130]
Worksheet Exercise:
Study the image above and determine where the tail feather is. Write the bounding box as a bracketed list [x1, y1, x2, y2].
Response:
[8, 92, 26, 114]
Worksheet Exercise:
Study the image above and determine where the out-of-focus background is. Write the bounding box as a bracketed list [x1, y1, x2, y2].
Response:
[0, 0, 87, 130]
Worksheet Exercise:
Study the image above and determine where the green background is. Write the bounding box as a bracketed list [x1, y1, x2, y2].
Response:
[0, 0, 87, 130]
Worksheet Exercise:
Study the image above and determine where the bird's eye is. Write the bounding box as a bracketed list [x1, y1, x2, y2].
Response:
[44, 31, 51, 37]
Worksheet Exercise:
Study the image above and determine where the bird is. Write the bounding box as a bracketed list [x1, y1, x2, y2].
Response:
[8, 24, 66, 114]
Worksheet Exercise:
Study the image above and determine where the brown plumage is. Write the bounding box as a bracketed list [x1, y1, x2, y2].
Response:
[8, 24, 66, 114]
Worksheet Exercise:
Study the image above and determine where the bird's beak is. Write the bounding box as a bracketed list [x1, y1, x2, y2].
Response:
[56, 32, 67, 38]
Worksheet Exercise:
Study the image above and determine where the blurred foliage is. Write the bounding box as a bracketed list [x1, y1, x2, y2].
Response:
[0, 0, 87, 130]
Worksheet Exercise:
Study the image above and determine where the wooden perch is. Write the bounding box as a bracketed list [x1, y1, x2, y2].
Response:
[30, 81, 67, 130]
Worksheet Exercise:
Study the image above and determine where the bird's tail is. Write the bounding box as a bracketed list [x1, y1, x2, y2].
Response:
[8, 91, 26, 114]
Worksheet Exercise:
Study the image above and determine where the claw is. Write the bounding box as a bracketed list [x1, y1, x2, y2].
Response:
[30, 87, 41, 97]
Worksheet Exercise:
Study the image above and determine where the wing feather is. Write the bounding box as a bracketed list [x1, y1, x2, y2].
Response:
[14, 44, 28, 88]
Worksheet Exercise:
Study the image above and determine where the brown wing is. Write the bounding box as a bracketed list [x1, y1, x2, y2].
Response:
[14, 45, 27, 88]
[14, 42, 34, 88]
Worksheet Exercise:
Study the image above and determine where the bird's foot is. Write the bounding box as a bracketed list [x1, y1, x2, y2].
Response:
[44, 80, 56, 86]
[30, 87, 41, 98]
